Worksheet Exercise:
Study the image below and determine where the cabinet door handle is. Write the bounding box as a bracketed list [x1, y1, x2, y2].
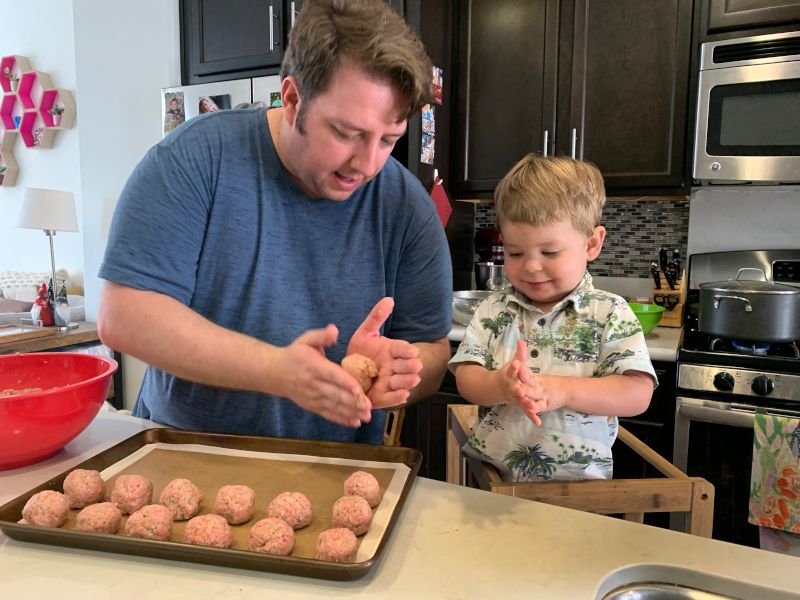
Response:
[269, 4, 275, 50]
[542, 129, 549, 158]
[570, 128, 578, 160]
[291, 1, 297, 29]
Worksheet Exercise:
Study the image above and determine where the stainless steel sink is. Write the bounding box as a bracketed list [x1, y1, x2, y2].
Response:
[596, 564, 800, 600]
[602, 582, 740, 599]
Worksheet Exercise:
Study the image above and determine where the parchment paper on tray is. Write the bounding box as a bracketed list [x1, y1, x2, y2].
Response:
[49, 443, 410, 562]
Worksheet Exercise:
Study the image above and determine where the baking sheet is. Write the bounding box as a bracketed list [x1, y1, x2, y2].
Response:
[0, 428, 421, 580]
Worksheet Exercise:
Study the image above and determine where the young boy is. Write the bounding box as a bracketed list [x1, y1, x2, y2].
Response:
[450, 154, 656, 482]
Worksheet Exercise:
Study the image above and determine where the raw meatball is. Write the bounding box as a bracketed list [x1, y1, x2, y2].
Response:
[124, 504, 173, 541]
[63, 469, 105, 509]
[75, 502, 122, 534]
[184, 514, 233, 548]
[267, 491, 313, 530]
[249, 517, 295, 555]
[315, 527, 358, 563]
[342, 353, 378, 393]
[111, 474, 153, 515]
[159, 478, 203, 521]
[331, 495, 373, 536]
[215, 484, 256, 525]
[344, 471, 381, 508]
[21, 490, 69, 528]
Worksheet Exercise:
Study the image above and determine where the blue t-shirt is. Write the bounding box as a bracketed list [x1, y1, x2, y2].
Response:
[99, 108, 452, 443]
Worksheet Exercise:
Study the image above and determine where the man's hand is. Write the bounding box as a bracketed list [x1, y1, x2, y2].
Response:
[346, 297, 422, 409]
[275, 324, 372, 428]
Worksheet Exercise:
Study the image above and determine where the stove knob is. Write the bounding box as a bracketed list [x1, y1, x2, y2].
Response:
[751, 375, 775, 396]
[713, 372, 735, 391]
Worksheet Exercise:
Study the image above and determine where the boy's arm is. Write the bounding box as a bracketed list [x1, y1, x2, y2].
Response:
[532, 371, 654, 417]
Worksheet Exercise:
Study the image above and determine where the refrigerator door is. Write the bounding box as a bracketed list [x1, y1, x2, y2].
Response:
[161, 79, 253, 137]
[251, 75, 282, 107]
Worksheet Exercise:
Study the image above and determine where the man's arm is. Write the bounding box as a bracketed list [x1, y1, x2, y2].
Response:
[97, 282, 371, 427]
[406, 337, 450, 403]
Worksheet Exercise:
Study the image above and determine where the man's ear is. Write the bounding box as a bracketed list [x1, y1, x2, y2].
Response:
[281, 76, 302, 127]
[586, 225, 606, 261]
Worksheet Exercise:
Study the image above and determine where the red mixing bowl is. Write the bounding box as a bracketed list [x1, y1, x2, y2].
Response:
[0, 352, 118, 470]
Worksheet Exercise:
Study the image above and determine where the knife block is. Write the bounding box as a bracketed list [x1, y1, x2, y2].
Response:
[651, 270, 686, 328]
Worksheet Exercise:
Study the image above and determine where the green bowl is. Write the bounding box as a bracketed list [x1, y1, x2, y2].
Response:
[628, 302, 665, 335]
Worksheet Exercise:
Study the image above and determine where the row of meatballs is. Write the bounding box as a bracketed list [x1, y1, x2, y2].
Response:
[22, 469, 383, 563]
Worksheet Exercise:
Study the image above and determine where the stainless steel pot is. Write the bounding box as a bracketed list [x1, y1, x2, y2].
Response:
[698, 268, 800, 342]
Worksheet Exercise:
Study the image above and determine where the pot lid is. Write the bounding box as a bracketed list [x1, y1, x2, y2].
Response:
[701, 278, 799, 295]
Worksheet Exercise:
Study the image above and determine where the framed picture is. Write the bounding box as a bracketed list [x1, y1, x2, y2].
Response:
[252, 75, 282, 106]
[160, 79, 252, 137]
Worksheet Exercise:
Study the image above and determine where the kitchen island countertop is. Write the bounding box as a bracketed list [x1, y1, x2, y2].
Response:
[2, 412, 798, 599]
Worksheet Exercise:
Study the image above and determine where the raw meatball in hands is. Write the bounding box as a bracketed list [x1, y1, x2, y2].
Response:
[346, 297, 423, 409]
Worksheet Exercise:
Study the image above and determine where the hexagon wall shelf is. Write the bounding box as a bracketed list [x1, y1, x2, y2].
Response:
[0, 54, 75, 186]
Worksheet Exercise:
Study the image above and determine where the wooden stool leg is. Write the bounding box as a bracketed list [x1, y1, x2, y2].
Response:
[624, 513, 645, 524]
[686, 478, 715, 538]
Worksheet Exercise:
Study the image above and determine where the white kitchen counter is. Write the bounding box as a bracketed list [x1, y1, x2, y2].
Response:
[449, 323, 682, 363]
[1, 412, 798, 599]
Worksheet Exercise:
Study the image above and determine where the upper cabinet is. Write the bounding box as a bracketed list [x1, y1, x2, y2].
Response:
[181, 0, 404, 85]
[454, 0, 694, 196]
[706, 0, 800, 34]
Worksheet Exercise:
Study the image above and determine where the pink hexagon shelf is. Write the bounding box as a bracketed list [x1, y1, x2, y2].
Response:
[0, 54, 75, 180]
[18, 71, 53, 110]
[0, 93, 23, 130]
[0, 55, 30, 94]
[0, 129, 18, 187]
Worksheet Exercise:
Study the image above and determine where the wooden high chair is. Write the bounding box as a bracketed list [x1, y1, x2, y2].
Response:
[446, 404, 714, 537]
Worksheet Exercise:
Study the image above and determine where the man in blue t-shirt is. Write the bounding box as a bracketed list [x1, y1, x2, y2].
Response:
[97, 0, 452, 444]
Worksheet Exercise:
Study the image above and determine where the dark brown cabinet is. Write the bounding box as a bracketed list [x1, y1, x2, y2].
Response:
[181, 0, 286, 85]
[181, 0, 406, 86]
[454, 0, 558, 195]
[454, 0, 694, 196]
[706, 0, 800, 33]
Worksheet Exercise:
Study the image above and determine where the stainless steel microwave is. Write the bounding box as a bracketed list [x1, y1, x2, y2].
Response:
[694, 31, 800, 184]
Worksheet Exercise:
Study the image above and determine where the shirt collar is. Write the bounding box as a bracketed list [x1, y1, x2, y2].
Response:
[506, 272, 595, 317]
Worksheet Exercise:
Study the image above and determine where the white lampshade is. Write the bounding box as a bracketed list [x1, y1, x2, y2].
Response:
[17, 188, 78, 232]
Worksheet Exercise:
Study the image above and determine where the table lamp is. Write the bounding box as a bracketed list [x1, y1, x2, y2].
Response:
[17, 187, 78, 329]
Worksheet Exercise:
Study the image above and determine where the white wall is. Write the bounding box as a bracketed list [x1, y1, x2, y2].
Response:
[0, 0, 83, 277]
[0, 0, 181, 407]
[72, 0, 181, 408]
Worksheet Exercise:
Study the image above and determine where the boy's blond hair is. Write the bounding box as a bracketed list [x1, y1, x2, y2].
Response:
[494, 154, 606, 237]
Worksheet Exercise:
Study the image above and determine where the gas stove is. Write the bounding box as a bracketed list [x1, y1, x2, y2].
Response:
[677, 248, 800, 405]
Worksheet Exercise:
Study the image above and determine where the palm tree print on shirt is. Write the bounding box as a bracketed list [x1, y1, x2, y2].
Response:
[503, 444, 557, 480]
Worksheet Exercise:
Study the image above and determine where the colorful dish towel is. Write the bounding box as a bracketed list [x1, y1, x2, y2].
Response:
[749, 413, 800, 554]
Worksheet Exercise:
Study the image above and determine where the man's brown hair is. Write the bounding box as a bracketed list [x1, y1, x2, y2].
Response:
[281, 0, 432, 130]
[494, 154, 606, 237]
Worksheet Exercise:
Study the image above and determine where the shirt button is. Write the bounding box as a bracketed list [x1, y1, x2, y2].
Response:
[538, 318, 546, 326]
[530, 349, 539, 358]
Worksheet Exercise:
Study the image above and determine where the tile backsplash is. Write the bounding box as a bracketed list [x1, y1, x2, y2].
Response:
[475, 197, 689, 279]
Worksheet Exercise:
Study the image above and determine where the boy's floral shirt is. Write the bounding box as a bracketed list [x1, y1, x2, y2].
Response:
[449, 273, 656, 482]
[749, 413, 800, 540]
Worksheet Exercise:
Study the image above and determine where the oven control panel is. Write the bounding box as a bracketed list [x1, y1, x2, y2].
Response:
[678, 364, 800, 401]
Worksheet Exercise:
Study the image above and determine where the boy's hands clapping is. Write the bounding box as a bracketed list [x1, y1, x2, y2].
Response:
[499, 340, 569, 426]
[496, 340, 542, 426]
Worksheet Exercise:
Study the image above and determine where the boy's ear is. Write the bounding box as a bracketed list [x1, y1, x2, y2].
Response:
[586, 225, 606, 261]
